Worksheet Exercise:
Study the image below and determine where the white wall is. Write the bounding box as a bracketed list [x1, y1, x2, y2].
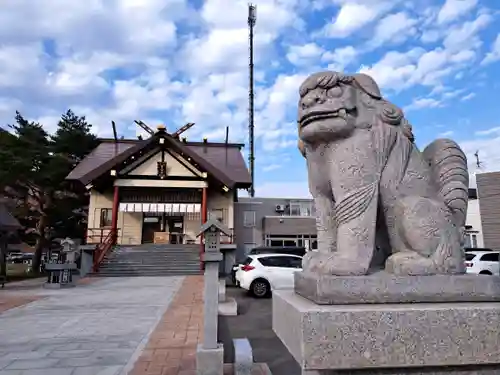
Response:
[465, 199, 484, 248]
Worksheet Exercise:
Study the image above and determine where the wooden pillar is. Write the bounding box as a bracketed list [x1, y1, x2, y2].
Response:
[111, 186, 119, 245]
[200, 187, 208, 271]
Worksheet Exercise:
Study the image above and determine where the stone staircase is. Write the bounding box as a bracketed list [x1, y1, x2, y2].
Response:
[93, 244, 202, 277]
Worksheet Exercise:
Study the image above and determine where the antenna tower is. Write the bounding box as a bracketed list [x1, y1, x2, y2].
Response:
[248, 3, 257, 197]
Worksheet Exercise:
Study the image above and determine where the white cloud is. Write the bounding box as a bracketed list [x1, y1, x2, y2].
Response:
[437, 0, 478, 25]
[461, 92, 476, 101]
[442, 12, 492, 53]
[323, 2, 394, 38]
[322, 45, 358, 71]
[255, 181, 311, 198]
[405, 97, 443, 111]
[439, 130, 454, 137]
[262, 164, 281, 172]
[475, 127, 500, 136]
[369, 12, 418, 48]
[481, 33, 500, 65]
[287, 43, 324, 66]
[255, 73, 307, 150]
[360, 43, 477, 92]
[0, 44, 46, 89]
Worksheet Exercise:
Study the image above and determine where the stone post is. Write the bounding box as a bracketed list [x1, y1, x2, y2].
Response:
[196, 219, 231, 375]
[202, 230, 221, 350]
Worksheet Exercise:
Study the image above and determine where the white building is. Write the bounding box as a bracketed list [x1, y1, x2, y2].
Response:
[465, 188, 484, 248]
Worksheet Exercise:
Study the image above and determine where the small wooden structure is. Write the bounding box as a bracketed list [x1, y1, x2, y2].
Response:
[0, 202, 21, 287]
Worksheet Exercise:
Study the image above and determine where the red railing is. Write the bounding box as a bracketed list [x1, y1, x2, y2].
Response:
[92, 229, 117, 273]
[86, 228, 114, 244]
[220, 229, 235, 244]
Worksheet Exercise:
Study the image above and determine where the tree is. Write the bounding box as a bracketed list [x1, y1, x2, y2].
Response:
[50, 110, 99, 240]
[0, 110, 98, 273]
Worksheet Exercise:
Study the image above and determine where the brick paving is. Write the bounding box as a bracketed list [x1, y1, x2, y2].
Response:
[130, 275, 204, 375]
[75, 277, 100, 286]
[0, 295, 41, 314]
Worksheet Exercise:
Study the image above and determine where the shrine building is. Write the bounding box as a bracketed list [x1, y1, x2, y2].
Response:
[66, 125, 252, 247]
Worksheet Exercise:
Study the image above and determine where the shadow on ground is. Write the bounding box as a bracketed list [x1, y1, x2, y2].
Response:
[218, 287, 300, 375]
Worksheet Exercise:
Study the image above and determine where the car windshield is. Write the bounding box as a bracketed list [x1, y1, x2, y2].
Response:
[242, 257, 253, 266]
[465, 253, 476, 261]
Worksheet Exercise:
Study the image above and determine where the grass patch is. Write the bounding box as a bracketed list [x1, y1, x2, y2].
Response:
[5, 263, 45, 282]
[7, 263, 30, 276]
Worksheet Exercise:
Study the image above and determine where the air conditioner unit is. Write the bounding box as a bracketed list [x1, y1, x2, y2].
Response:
[275, 204, 285, 212]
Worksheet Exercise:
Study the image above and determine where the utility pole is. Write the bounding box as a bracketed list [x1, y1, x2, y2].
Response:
[248, 3, 257, 197]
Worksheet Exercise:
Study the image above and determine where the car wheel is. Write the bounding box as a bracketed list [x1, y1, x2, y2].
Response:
[250, 279, 270, 298]
[479, 270, 492, 275]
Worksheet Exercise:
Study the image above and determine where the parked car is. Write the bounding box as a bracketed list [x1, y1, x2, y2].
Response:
[248, 246, 307, 257]
[235, 253, 303, 298]
[465, 250, 499, 275]
[231, 246, 307, 285]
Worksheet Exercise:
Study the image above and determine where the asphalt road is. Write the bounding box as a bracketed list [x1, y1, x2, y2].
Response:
[218, 287, 300, 375]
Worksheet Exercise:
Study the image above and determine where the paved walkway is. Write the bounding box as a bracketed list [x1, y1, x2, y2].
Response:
[130, 276, 203, 375]
[0, 276, 185, 375]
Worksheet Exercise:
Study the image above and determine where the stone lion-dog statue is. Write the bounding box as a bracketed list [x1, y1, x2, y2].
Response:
[297, 71, 469, 276]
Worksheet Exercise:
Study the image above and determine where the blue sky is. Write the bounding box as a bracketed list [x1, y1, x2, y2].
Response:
[0, 0, 499, 197]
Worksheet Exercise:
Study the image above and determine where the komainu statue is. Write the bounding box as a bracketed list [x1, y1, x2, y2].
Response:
[298, 71, 469, 276]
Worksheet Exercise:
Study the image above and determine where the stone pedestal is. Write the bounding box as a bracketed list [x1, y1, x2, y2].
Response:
[44, 263, 78, 289]
[218, 278, 238, 316]
[273, 272, 500, 374]
[196, 344, 224, 375]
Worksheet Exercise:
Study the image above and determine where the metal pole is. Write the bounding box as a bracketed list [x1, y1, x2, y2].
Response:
[248, 4, 256, 197]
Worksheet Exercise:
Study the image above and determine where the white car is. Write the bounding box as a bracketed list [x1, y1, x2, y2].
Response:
[235, 253, 303, 298]
[465, 250, 499, 275]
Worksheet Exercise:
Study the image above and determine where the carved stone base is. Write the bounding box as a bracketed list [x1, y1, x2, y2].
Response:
[295, 271, 500, 304]
[273, 290, 500, 373]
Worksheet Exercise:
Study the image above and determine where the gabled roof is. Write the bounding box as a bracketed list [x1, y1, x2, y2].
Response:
[66, 130, 252, 189]
[0, 202, 21, 231]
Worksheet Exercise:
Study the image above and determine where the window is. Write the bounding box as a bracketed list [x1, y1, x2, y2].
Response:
[471, 234, 478, 248]
[99, 209, 113, 227]
[464, 232, 479, 248]
[288, 257, 303, 268]
[289, 201, 313, 216]
[465, 253, 476, 261]
[289, 203, 301, 216]
[243, 211, 256, 227]
[480, 253, 499, 262]
[242, 257, 254, 266]
[300, 203, 313, 216]
[258, 255, 301, 268]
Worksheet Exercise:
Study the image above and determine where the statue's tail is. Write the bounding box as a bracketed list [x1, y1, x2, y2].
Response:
[422, 139, 469, 228]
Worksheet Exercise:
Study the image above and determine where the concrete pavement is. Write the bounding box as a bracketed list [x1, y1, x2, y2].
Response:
[0, 276, 184, 375]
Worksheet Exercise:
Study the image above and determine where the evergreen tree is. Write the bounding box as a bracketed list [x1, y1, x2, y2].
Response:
[0, 110, 98, 273]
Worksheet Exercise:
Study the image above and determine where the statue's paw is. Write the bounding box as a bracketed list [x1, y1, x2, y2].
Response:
[302, 251, 323, 272]
[317, 254, 369, 276]
[385, 252, 435, 276]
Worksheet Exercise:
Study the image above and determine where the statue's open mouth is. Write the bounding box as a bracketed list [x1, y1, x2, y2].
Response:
[300, 109, 348, 128]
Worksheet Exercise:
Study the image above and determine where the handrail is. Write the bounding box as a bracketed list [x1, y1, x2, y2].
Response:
[86, 228, 121, 244]
[92, 229, 117, 273]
